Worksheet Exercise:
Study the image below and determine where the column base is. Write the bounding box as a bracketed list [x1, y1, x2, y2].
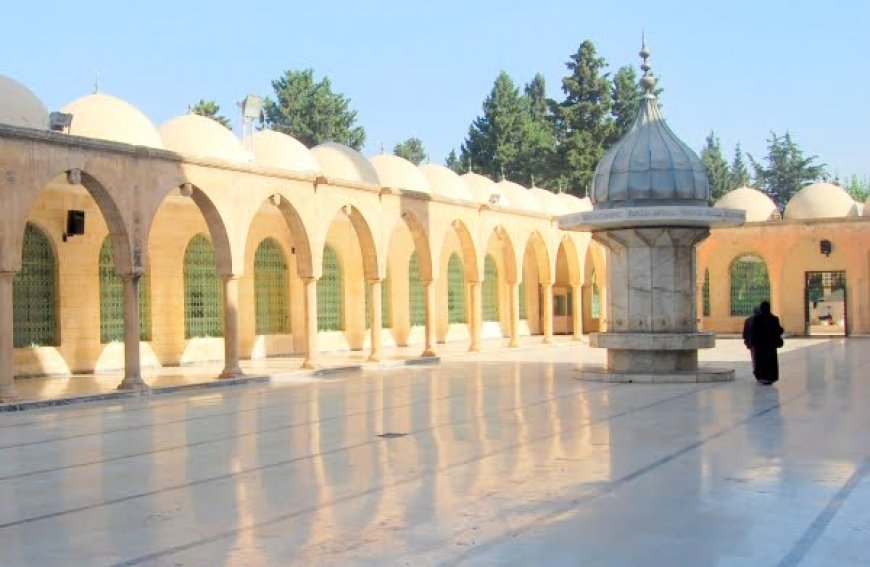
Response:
[367, 353, 381, 363]
[420, 348, 438, 358]
[301, 360, 318, 370]
[219, 367, 245, 380]
[543, 336, 553, 344]
[508, 339, 520, 348]
[117, 375, 149, 391]
[0, 385, 21, 403]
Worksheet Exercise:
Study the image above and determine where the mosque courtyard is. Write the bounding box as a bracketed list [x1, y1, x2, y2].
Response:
[0, 337, 867, 566]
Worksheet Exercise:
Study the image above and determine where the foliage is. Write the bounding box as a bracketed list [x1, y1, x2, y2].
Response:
[749, 131, 827, 209]
[730, 144, 751, 188]
[701, 132, 733, 200]
[609, 65, 641, 144]
[445, 149, 464, 173]
[191, 99, 232, 130]
[263, 69, 365, 150]
[843, 174, 869, 202]
[393, 137, 427, 165]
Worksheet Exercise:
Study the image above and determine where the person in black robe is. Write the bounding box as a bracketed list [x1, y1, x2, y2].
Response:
[742, 306, 760, 374]
[748, 300, 784, 385]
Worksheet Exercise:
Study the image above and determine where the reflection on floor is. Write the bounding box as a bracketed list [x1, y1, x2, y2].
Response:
[0, 337, 867, 566]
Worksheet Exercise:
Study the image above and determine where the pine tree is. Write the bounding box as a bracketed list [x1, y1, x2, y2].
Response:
[700, 132, 733, 200]
[190, 99, 232, 130]
[518, 73, 557, 187]
[609, 65, 640, 143]
[730, 143, 751, 188]
[445, 149, 464, 173]
[393, 137, 427, 165]
[263, 69, 365, 150]
[749, 131, 827, 208]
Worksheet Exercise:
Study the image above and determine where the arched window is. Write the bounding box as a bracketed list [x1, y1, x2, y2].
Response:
[591, 266, 600, 319]
[730, 255, 770, 316]
[184, 234, 223, 338]
[254, 238, 289, 335]
[408, 252, 425, 326]
[99, 236, 151, 343]
[447, 253, 466, 323]
[483, 254, 499, 322]
[318, 244, 343, 331]
[13, 223, 57, 347]
[702, 269, 711, 317]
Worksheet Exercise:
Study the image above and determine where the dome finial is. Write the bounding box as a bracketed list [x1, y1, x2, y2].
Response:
[639, 34, 656, 95]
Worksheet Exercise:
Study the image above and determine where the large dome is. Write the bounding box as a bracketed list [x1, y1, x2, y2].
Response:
[715, 186, 777, 222]
[495, 179, 542, 213]
[160, 113, 249, 163]
[0, 75, 48, 129]
[419, 164, 474, 201]
[369, 154, 430, 193]
[591, 51, 708, 209]
[311, 142, 379, 186]
[61, 93, 163, 148]
[784, 182, 860, 220]
[250, 130, 318, 173]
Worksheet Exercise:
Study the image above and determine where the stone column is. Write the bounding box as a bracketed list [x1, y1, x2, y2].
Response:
[541, 282, 553, 343]
[219, 275, 244, 379]
[508, 282, 520, 347]
[468, 281, 482, 352]
[117, 274, 148, 390]
[0, 272, 19, 402]
[368, 279, 382, 362]
[422, 280, 437, 357]
[572, 283, 583, 340]
[302, 277, 318, 369]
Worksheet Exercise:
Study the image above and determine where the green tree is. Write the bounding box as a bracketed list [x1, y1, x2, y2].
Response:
[843, 174, 869, 202]
[393, 137, 427, 165]
[518, 73, 557, 187]
[749, 131, 827, 208]
[263, 69, 365, 150]
[701, 132, 732, 200]
[445, 149, 464, 173]
[609, 65, 641, 143]
[730, 143, 751, 188]
[191, 99, 232, 130]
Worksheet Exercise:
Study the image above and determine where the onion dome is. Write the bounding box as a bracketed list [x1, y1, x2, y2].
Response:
[250, 130, 318, 173]
[369, 154, 430, 193]
[311, 142, 380, 186]
[495, 179, 542, 212]
[715, 186, 777, 222]
[784, 182, 861, 220]
[0, 74, 48, 129]
[61, 93, 163, 148]
[591, 43, 708, 208]
[159, 113, 249, 163]
[419, 164, 474, 201]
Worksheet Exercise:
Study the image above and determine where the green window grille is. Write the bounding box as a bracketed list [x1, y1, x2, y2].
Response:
[702, 269, 711, 317]
[447, 253, 466, 323]
[590, 267, 601, 319]
[382, 270, 392, 328]
[518, 277, 527, 320]
[730, 255, 770, 316]
[318, 244, 343, 331]
[184, 234, 223, 338]
[408, 252, 425, 326]
[254, 238, 289, 334]
[13, 223, 58, 347]
[99, 236, 151, 343]
[483, 255, 499, 322]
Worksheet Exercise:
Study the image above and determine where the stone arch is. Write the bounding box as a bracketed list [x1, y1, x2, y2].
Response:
[482, 225, 517, 284]
[317, 203, 379, 281]
[393, 211, 433, 282]
[728, 253, 771, 317]
[524, 231, 553, 285]
[243, 196, 314, 280]
[13, 221, 59, 348]
[440, 218, 479, 282]
[556, 236, 582, 285]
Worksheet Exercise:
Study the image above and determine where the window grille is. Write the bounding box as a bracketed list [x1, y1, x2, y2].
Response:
[184, 234, 223, 338]
[318, 244, 343, 331]
[590, 267, 600, 319]
[254, 238, 289, 334]
[702, 269, 711, 317]
[730, 255, 770, 316]
[518, 278, 527, 320]
[382, 269, 392, 328]
[13, 223, 58, 347]
[408, 252, 425, 326]
[483, 255, 499, 322]
[99, 236, 151, 342]
[447, 253, 466, 323]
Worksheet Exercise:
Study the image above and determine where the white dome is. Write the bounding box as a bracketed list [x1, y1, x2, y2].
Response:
[61, 93, 163, 148]
[419, 164, 474, 201]
[159, 113, 249, 163]
[461, 172, 502, 204]
[784, 182, 860, 220]
[715, 186, 777, 222]
[495, 179, 542, 212]
[369, 154, 430, 193]
[311, 142, 379, 186]
[557, 193, 592, 214]
[250, 130, 318, 173]
[530, 187, 561, 215]
[0, 75, 48, 129]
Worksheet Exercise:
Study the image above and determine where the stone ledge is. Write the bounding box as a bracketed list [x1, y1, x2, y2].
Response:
[576, 365, 735, 383]
[588, 332, 716, 350]
[559, 205, 745, 231]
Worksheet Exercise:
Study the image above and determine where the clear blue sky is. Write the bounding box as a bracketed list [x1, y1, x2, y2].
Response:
[4, 0, 868, 182]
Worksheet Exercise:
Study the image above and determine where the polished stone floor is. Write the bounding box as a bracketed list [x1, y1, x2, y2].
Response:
[0, 338, 867, 566]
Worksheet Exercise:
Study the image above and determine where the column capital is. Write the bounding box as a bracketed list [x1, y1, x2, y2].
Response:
[219, 273, 242, 282]
[0, 270, 18, 279]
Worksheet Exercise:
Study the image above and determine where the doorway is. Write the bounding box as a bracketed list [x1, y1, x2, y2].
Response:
[805, 271, 847, 336]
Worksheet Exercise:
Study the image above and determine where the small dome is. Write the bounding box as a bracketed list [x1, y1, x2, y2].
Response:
[250, 130, 318, 173]
[558, 193, 593, 214]
[61, 93, 163, 148]
[0, 75, 48, 129]
[369, 154, 430, 193]
[159, 113, 249, 163]
[530, 187, 561, 215]
[419, 164, 474, 201]
[715, 186, 777, 222]
[784, 182, 860, 220]
[311, 142, 379, 186]
[461, 173, 505, 205]
[864, 194, 870, 217]
[495, 180, 542, 212]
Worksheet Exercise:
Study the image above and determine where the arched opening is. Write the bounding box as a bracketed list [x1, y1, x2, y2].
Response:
[382, 212, 431, 347]
[318, 244, 343, 331]
[447, 254, 466, 324]
[13, 223, 58, 348]
[730, 254, 770, 316]
[184, 234, 223, 339]
[483, 254, 499, 322]
[583, 242, 606, 332]
[480, 226, 516, 339]
[99, 236, 151, 342]
[408, 252, 425, 326]
[253, 237, 289, 335]
[437, 219, 477, 344]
